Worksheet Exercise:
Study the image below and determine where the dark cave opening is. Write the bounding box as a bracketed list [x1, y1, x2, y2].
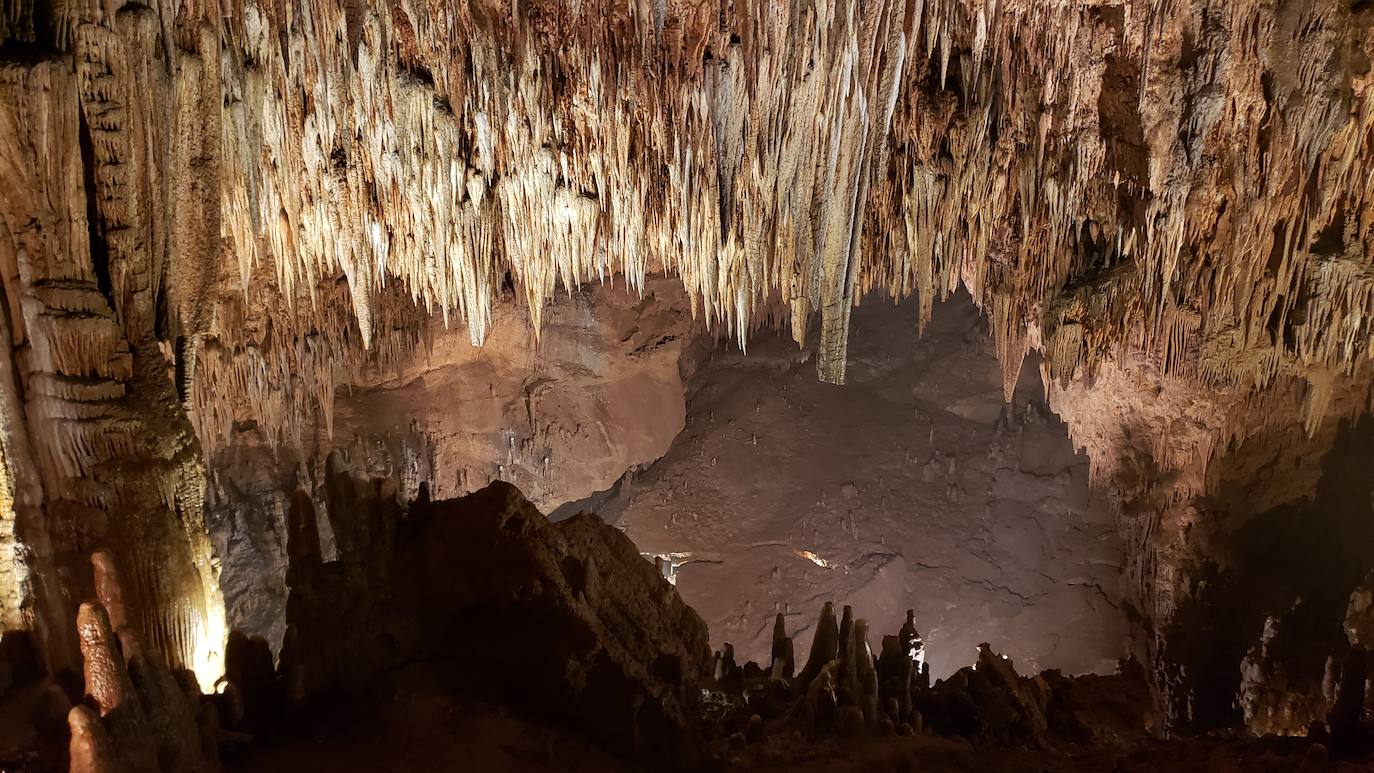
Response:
[1164, 416, 1374, 732]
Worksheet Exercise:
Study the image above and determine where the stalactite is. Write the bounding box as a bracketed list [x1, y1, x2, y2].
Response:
[169, 0, 1372, 457]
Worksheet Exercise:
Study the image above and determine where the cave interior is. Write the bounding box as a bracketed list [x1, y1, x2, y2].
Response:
[1, 0, 1374, 771]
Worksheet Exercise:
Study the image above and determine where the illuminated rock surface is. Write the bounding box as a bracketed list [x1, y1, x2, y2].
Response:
[612, 295, 1129, 679]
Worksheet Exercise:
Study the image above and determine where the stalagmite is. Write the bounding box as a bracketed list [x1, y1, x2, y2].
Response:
[66, 706, 119, 773]
[1330, 646, 1374, 756]
[836, 604, 858, 705]
[90, 551, 125, 633]
[899, 609, 922, 663]
[796, 601, 839, 693]
[70, 555, 217, 773]
[75, 602, 132, 718]
[878, 634, 914, 724]
[222, 630, 277, 735]
[714, 643, 739, 682]
[285, 489, 322, 573]
[854, 619, 879, 723]
[805, 660, 840, 728]
[770, 612, 794, 681]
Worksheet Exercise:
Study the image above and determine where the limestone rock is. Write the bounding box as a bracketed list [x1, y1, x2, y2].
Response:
[1347, 572, 1374, 648]
[278, 464, 712, 766]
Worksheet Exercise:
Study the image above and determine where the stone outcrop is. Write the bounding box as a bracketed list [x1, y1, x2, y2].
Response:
[275, 458, 713, 766]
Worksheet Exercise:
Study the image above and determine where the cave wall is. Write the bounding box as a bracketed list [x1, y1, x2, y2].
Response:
[0, 10, 224, 681]
[206, 279, 706, 645]
[1159, 416, 1374, 732]
[1047, 358, 1374, 727]
[612, 294, 1131, 679]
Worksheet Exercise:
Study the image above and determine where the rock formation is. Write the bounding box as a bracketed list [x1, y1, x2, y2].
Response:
[705, 598, 1160, 767]
[1, 477, 1372, 770]
[206, 279, 705, 651]
[276, 458, 713, 766]
[1, 0, 1373, 767]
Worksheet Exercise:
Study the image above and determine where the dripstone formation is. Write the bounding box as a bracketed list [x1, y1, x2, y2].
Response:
[274, 454, 713, 766]
[1, 0, 1374, 770]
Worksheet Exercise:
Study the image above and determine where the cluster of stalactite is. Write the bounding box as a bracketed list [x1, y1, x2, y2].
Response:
[8, 0, 1372, 424]
[215, 0, 1374, 397]
[190, 278, 427, 459]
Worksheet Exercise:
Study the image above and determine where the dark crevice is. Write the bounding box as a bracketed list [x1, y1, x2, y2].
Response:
[1310, 210, 1347, 257]
[0, 40, 62, 64]
[398, 59, 437, 90]
[0, 270, 24, 410]
[343, 0, 365, 65]
[78, 108, 116, 312]
[174, 335, 189, 403]
[152, 275, 169, 340]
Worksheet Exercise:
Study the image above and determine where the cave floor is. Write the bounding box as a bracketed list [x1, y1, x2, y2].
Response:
[603, 295, 1130, 678]
[231, 709, 1343, 773]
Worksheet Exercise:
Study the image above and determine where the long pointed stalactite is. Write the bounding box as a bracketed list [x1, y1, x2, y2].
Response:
[0, 0, 1372, 720]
